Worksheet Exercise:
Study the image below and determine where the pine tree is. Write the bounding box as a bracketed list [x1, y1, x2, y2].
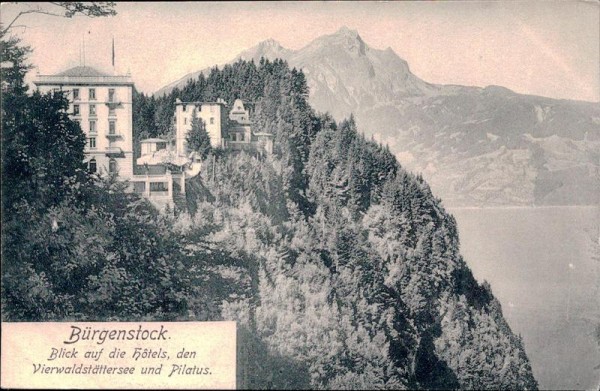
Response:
[186, 108, 212, 159]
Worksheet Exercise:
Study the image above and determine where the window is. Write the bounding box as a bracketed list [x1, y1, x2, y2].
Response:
[108, 158, 117, 173]
[89, 120, 96, 133]
[108, 88, 115, 102]
[150, 182, 168, 192]
[89, 137, 96, 149]
[240, 133, 244, 142]
[89, 104, 96, 116]
[109, 120, 116, 135]
[89, 88, 96, 100]
[73, 104, 80, 116]
[109, 106, 116, 116]
[74, 120, 81, 128]
[184, 117, 187, 125]
[73, 89, 80, 101]
[210, 117, 214, 124]
[133, 182, 146, 194]
[88, 158, 97, 173]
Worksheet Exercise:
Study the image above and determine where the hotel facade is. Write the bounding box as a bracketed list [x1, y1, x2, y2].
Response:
[33, 66, 135, 179]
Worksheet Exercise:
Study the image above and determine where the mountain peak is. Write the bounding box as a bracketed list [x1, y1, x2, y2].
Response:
[336, 26, 360, 38]
[334, 26, 365, 45]
[306, 26, 367, 56]
[233, 39, 292, 64]
[258, 38, 284, 49]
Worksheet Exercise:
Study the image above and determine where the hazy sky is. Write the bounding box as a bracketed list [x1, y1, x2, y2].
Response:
[2, 1, 598, 101]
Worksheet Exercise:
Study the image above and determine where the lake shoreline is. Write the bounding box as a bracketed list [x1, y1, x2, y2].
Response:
[449, 206, 599, 390]
[446, 205, 599, 211]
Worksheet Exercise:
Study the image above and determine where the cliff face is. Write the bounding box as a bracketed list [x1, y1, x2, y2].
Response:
[182, 130, 538, 389]
[169, 59, 538, 387]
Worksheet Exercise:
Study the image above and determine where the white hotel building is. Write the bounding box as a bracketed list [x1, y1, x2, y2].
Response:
[33, 66, 134, 179]
[174, 98, 228, 154]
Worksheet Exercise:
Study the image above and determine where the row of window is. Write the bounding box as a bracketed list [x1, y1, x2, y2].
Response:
[88, 158, 117, 174]
[73, 88, 116, 102]
[182, 105, 215, 113]
[182, 117, 215, 125]
[75, 120, 117, 134]
[231, 133, 245, 142]
[87, 136, 120, 149]
[73, 104, 116, 116]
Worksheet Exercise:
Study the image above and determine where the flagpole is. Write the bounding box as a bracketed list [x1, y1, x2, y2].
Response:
[83, 34, 86, 67]
[112, 36, 115, 73]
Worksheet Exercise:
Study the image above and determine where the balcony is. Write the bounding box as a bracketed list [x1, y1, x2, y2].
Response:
[105, 101, 122, 110]
[105, 132, 124, 139]
[105, 146, 124, 157]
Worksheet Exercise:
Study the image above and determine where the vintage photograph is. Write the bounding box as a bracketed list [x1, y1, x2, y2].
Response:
[1, 1, 599, 389]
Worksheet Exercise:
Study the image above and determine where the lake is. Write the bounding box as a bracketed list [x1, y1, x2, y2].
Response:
[448, 206, 600, 390]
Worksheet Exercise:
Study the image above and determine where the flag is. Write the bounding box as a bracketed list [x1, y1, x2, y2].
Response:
[112, 37, 115, 67]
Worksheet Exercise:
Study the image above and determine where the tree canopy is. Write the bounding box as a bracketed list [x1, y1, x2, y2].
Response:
[1, 34, 191, 321]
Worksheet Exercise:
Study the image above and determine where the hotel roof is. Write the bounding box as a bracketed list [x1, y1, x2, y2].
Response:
[56, 66, 110, 77]
[34, 66, 134, 86]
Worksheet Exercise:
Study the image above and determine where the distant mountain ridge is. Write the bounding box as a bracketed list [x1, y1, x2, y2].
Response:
[155, 26, 600, 207]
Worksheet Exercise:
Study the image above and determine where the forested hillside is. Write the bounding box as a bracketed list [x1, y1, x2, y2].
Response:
[2, 35, 537, 389]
